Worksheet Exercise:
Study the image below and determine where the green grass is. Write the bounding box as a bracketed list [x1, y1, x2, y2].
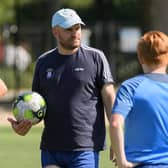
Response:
[0, 126, 115, 168]
[0, 126, 42, 167]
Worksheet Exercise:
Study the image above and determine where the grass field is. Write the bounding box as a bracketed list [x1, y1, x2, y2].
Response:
[0, 126, 115, 168]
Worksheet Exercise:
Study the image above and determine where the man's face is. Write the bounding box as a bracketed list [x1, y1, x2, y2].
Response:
[53, 24, 82, 51]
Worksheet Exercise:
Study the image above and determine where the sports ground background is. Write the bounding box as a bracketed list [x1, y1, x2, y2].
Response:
[0, 90, 114, 168]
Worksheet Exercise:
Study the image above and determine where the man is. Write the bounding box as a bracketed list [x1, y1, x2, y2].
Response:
[110, 31, 168, 168]
[8, 8, 115, 168]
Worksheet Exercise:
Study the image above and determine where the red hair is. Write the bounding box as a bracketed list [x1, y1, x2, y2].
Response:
[137, 31, 168, 66]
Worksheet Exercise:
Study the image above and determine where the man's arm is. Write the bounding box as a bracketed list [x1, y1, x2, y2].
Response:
[101, 83, 115, 121]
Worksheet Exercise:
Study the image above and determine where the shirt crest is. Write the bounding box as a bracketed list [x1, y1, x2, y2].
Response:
[46, 68, 54, 79]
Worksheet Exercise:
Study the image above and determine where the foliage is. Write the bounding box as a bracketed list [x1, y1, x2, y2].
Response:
[18, 1, 49, 24]
[113, 0, 138, 6]
[0, 0, 37, 25]
[90, 0, 142, 21]
[112, 0, 142, 21]
[63, 0, 93, 8]
[116, 53, 142, 82]
[0, 0, 143, 26]
[0, 0, 15, 25]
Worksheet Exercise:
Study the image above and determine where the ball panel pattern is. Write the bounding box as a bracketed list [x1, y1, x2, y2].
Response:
[12, 91, 46, 125]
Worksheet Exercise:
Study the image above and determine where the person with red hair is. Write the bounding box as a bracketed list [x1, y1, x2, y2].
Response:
[110, 31, 168, 168]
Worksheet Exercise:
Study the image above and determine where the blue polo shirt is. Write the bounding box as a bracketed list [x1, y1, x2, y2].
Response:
[112, 73, 168, 164]
[32, 46, 114, 151]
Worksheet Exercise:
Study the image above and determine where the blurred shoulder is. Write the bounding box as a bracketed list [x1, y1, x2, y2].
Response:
[80, 45, 104, 55]
[38, 48, 57, 60]
[119, 75, 146, 92]
[35, 48, 57, 67]
[80, 45, 107, 63]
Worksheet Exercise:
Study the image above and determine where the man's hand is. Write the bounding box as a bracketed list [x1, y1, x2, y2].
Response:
[110, 146, 117, 166]
[118, 161, 140, 168]
[8, 118, 32, 136]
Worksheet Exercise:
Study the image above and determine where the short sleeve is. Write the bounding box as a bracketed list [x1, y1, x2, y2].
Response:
[96, 51, 114, 89]
[112, 83, 134, 118]
[112, 75, 146, 118]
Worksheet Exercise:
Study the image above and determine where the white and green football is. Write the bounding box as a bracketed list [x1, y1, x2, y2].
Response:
[12, 91, 46, 125]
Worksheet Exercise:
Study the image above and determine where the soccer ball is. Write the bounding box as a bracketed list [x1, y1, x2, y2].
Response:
[12, 91, 46, 125]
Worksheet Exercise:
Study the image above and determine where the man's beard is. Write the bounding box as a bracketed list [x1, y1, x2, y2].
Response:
[60, 42, 79, 50]
[59, 38, 80, 50]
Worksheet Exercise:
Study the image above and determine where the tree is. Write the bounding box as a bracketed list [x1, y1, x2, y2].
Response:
[0, 0, 35, 26]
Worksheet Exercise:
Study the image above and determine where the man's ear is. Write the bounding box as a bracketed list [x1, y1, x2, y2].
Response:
[52, 28, 58, 38]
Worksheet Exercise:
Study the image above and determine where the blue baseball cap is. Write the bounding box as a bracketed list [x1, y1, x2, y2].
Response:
[51, 8, 85, 28]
